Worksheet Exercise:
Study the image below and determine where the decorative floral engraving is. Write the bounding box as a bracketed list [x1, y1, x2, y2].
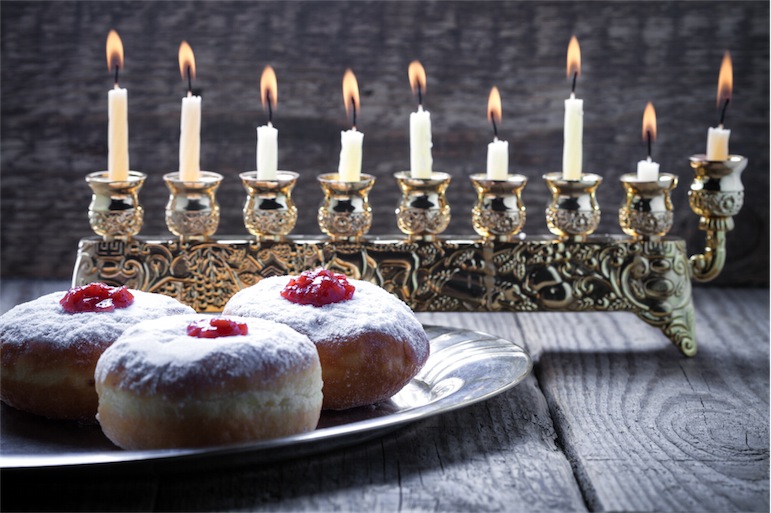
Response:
[166, 209, 220, 238]
[73, 236, 696, 355]
[472, 208, 524, 237]
[89, 208, 143, 238]
[244, 207, 297, 237]
[619, 208, 674, 237]
[396, 206, 451, 235]
[545, 208, 601, 236]
[689, 190, 744, 217]
[317, 210, 372, 239]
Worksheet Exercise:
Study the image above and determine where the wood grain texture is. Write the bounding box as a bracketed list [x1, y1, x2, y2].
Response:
[516, 289, 770, 512]
[1, 282, 767, 512]
[1, 1, 768, 285]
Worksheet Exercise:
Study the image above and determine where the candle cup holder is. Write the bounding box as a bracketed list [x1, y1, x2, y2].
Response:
[543, 172, 602, 241]
[85, 171, 146, 241]
[394, 171, 452, 241]
[618, 173, 678, 240]
[72, 156, 753, 359]
[240, 171, 299, 240]
[163, 171, 223, 242]
[317, 173, 375, 241]
[688, 154, 747, 282]
[470, 173, 527, 241]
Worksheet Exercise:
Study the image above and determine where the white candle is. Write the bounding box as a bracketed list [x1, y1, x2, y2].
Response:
[637, 157, 660, 181]
[410, 105, 433, 179]
[563, 92, 583, 180]
[179, 93, 201, 181]
[257, 123, 278, 180]
[707, 52, 733, 161]
[338, 128, 363, 182]
[487, 138, 509, 180]
[108, 86, 129, 181]
[706, 126, 730, 161]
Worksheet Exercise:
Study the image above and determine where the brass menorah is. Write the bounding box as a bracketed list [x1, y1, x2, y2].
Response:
[75, 154, 747, 356]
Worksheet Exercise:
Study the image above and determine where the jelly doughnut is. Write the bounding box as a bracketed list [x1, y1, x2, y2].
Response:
[0, 283, 195, 421]
[223, 269, 430, 410]
[95, 315, 323, 449]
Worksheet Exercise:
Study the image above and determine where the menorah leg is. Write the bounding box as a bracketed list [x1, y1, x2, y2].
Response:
[636, 298, 696, 357]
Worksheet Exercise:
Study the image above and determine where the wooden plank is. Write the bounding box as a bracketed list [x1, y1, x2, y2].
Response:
[518, 288, 769, 512]
[150, 373, 586, 512]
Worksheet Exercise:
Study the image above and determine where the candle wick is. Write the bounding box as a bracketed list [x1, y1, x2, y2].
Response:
[571, 71, 578, 95]
[417, 85, 423, 106]
[351, 97, 357, 129]
[114, 66, 120, 88]
[491, 116, 499, 138]
[267, 90, 273, 124]
[186, 66, 192, 95]
[719, 97, 730, 126]
[646, 130, 652, 160]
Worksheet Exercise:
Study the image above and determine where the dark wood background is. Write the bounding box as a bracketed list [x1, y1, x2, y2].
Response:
[2, 1, 768, 285]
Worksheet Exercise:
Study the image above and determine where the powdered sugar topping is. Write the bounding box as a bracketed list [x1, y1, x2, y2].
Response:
[0, 289, 195, 349]
[223, 275, 429, 362]
[95, 314, 319, 396]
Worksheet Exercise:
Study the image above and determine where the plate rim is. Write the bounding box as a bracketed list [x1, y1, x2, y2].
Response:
[0, 324, 532, 470]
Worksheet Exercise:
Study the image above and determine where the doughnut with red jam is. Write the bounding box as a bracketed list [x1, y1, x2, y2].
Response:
[0, 283, 194, 421]
[223, 269, 430, 410]
[95, 315, 323, 449]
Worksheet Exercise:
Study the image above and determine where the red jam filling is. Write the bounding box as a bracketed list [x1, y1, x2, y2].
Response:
[59, 283, 134, 313]
[280, 268, 355, 307]
[187, 318, 249, 338]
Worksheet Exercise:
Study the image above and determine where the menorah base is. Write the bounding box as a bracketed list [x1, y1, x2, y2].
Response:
[72, 235, 696, 356]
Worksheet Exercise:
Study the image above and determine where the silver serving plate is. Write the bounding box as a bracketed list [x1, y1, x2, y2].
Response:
[0, 325, 531, 471]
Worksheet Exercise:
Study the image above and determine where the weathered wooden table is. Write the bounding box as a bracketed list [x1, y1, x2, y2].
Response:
[0, 279, 767, 512]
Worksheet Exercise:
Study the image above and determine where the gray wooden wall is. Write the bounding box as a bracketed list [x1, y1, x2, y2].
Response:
[2, 1, 768, 285]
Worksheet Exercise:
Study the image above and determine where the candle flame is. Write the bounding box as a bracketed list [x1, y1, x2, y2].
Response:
[106, 29, 124, 72]
[487, 86, 502, 125]
[408, 60, 427, 98]
[717, 51, 732, 106]
[261, 65, 277, 111]
[642, 102, 657, 142]
[178, 41, 196, 82]
[566, 35, 581, 79]
[342, 68, 360, 119]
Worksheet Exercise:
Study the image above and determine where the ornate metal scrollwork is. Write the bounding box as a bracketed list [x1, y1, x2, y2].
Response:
[73, 235, 696, 355]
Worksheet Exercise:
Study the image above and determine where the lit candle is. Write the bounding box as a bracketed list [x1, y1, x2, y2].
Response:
[338, 69, 363, 182]
[257, 65, 278, 180]
[637, 102, 659, 181]
[106, 30, 129, 181]
[706, 51, 733, 161]
[408, 61, 433, 179]
[178, 41, 201, 182]
[486, 86, 508, 180]
[563, 36, 583, 181]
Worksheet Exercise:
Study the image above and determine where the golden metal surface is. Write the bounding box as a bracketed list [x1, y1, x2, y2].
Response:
[163, 171, 223, 242]
[75, 155, 749, 358]
[543, 172, 602, 241]
[85, 171, 146, 241]
[618, 173, 677, 239]
[470, 173, 527, 241]
[688, 155, 747, 282]
[73, 235, 696, 356]
[317, 173, 375, 241]
[240, 171, 299, 240]
[394, 172, 452, 240]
